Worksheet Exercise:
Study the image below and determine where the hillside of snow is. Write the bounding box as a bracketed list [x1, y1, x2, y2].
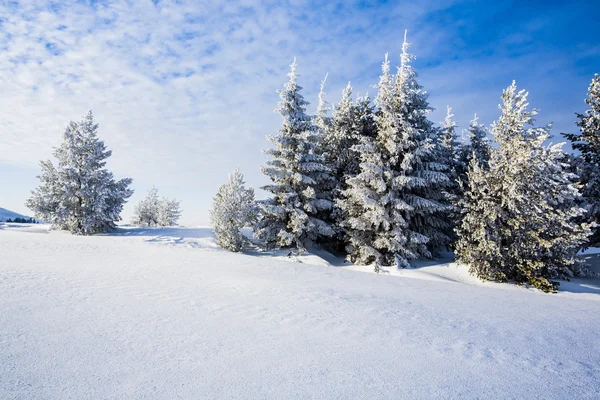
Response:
[1, 225, 599, 399]
[0, 207, 29, 221]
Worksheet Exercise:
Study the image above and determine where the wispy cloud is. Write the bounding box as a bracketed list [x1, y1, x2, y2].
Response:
[0, 0, 598, 223]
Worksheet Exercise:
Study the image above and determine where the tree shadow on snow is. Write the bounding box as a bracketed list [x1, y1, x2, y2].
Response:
[557, 253, 600, 295]
[108, 226, 219, 249]
[110, 226, 215, 239]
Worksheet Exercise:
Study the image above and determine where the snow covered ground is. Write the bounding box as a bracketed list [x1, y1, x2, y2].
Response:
[1, 224, 599, 399]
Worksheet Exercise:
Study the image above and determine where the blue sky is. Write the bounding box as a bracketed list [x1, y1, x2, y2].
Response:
[1, 0, 598, 224]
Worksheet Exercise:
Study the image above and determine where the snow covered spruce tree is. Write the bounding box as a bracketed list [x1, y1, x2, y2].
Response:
[455, 82, 592, 292]
[396, 35, 453, 254]
[439, 106, 465, 197]
[321, 83, 377, 248]
[459, 114, 491, 170]
[314, 73, 332, 147]
[253, 60, 335, 252]
[26, 111, 133, 234]
[562, 74, 600, 247]
[438, 106, 465, 243]
[131, 186, 181, 227]
[338, 34, 451, 269]
[210, 169, 256, 252]
[324, 84, 377, 192]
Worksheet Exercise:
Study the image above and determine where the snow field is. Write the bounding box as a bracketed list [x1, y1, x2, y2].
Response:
[1, 225, 599, 399]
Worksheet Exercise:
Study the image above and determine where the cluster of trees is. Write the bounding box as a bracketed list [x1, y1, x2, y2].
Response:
[212, 35, 599, 292]
[131, 187, 181, 227]
[24, 33, 598, 292]
[4, 217, 38, 223]
[27, 112, 181, 234]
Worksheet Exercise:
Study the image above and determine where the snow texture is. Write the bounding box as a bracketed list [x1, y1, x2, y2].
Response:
[1, 224, 599, 399]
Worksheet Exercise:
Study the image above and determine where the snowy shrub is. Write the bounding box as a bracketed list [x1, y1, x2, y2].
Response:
[26, 111, 133, 235]
[455, 82, 592, 292]
[131, 186, 181, 227]
[210, 169, 256, 252]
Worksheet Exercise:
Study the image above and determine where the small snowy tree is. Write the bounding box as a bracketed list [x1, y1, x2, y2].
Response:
[562, 74, 600, 247]
[132, 186, 181, 227]
[455, 82, 592, 292]
[157, 198, 182, 226]
[132, 187, 160, 227]
[254, 60, 335, 252]
[26, 111, 133, 234]
[210, 169, 256, 252]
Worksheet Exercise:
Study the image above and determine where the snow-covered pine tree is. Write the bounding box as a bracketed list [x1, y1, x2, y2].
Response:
[321, 83, 377, 250]
[461, 114, 491, 168]
[394, 33, 452, 254]
[562, 74, 600, 247]
[438, 106, 464, 245]
[314, 73, 332, 145]
[131, 186, 181, 227]
[26, 111, 133, 234]
[440, 106, 464, 194]
[253, 60, 336, 252]
[455, 82, 592, 292]
[324, 84, 377, 191]
[353, 94, 378, 151]
[132, 186, 160, 227]
[338, 34, 451, 269]
[337, 56, 402, 268]
[211, 169, 256, 252]
[157, 197, 182, 227]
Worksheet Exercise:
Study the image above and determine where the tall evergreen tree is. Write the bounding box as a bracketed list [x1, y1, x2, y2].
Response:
[394, 33, 452, 254]
[322, 84, 377, 250]
[440, 106, 464, 194]
[26, 111, 133, 234]
[562, 74, 600, 246]
[456, 82, 592, 292]
[338, 33, 451, 269]
[438, 106, 464, 245]
[253, 60, 335, 252]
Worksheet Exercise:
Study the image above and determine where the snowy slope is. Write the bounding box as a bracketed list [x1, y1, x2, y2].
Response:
[1, 226, 599, 399]
[0, 207, 29, 221]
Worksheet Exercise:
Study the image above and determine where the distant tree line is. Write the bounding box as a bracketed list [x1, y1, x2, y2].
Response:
[5, 217, 38, 223]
